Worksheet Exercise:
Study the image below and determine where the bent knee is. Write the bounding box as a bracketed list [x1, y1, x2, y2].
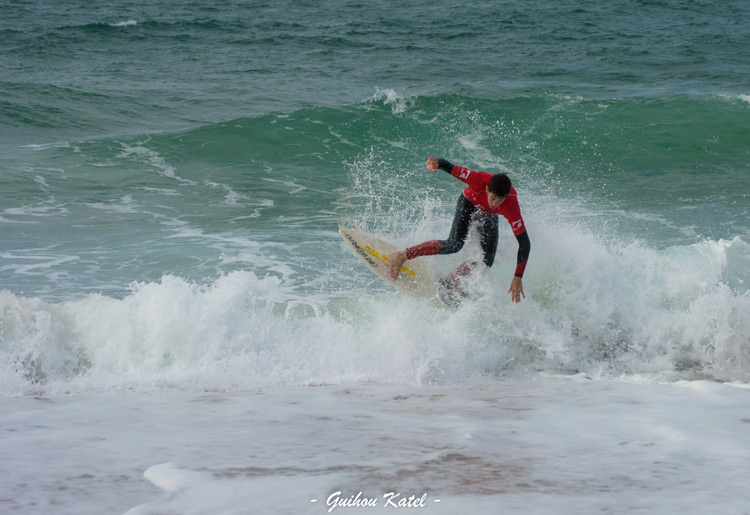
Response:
[438, 239, 465, 255]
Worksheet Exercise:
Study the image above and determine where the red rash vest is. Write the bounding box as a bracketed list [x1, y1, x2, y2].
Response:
[448, 163, 526, 236]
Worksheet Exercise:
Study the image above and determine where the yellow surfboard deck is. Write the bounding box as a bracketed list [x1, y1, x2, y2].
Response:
[339, 226, 456, 307]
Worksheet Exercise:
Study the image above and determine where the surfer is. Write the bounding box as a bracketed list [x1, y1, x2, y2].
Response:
[388, 157, 530, 303]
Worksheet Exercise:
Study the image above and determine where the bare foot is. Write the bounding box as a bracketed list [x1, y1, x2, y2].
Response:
[387, 250, 407, 279]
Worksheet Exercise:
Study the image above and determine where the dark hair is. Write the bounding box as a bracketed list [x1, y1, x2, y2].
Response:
[487, 173, 511, 197]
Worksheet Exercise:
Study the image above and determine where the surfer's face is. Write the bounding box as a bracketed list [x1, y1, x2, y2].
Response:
[486, 190, 506, 209]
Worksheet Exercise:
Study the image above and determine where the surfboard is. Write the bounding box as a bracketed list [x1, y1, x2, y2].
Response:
[339, 225, 461, 307]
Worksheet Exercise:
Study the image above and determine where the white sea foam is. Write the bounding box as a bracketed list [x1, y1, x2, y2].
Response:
[367, 88, 415, 114]
[111, 20, 137, 27]
[1, 231, 749, 397]
[719, 93, 750, 104]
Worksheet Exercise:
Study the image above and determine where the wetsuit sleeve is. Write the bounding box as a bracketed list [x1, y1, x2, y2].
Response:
[437, 159, 490, 191]
[514, 230, 530, 277]
[437, 158, 454, 173]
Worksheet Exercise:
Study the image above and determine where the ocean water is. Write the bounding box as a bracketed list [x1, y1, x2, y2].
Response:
[1, 0, 749, 513]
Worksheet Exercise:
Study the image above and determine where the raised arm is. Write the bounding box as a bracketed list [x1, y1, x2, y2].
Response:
[426, 157, 456, 173]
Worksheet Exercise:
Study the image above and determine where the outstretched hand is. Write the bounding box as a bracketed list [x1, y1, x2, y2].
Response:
[426, 156, 439, 172]
[508, 276, 525, 303]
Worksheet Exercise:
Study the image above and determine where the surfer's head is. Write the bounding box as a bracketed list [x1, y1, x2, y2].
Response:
[486, 173, 511, 209]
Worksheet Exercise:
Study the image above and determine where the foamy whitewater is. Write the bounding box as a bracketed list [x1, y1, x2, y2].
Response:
[2, 0, 750, 513]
